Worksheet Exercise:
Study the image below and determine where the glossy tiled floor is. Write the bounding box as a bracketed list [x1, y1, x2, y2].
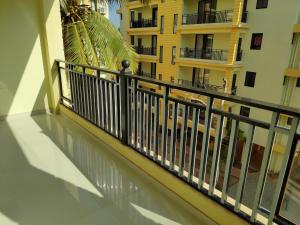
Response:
[0, 113, 215, 225]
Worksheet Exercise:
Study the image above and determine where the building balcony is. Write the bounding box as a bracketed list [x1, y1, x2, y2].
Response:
[130, 19, 157, 29]
[134, 46, 157, 56]
[137, 70, 156, 79]
[182, 10, 235, 25]
[177, 78, 225, 93]
[180, 48, 228, 61]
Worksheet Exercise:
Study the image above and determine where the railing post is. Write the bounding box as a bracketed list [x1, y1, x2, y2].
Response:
[120, 60, 131, 145]
[56, 61, 63, 104]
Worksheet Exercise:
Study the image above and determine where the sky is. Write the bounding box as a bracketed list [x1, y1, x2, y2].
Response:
[109, 2, 120, 28]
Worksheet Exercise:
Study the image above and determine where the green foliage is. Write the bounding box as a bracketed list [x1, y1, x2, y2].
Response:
[60, 0, 138, 71]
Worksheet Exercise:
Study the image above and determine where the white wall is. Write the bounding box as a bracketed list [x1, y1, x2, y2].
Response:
[0, 0, 64, 117]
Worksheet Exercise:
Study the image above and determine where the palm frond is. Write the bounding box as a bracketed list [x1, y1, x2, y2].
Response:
[85, 11, 138, 71]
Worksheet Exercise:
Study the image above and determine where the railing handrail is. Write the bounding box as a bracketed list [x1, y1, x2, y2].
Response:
[182, 9, 234, 17]
[55, 59, 300, 117]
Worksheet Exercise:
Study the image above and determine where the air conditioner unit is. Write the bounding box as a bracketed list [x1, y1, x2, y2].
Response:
[99, 7, 105, 14]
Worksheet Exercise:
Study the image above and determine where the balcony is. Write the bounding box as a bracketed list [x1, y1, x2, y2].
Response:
[55, 60, 300, 225]
[182, 10, 234, 25]
[130, 19, 157, 28]
[180, 48, 228, 61]
[177, 79, 225, 92]
[134, 46, 157, 56]
[138, 70, 156, 79]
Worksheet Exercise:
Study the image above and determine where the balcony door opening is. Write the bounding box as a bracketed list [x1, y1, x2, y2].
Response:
[236, 38, 242, 61]
[192, 68, 209, 86]
[152, 8, 158, 26]
[151, 63, 156, 77]
[138, 12, 142, 27]
[130, 11, 135, 27]
[195, 34, 214, 59]
[198, 0, 217, 23]
[138, 38, 142, 53]
[151, 35, 157, 55]
[138, 62, 142, 75]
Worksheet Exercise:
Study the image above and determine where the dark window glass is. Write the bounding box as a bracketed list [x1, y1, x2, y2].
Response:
[296, 78, 300, 88]
[244, 71, 256, 87]
[173, 14, 178, 34]
[251, 33, 263, 50]
[171, 46, 176, 64]
[130, 36, 134, 46]
[240, 106, 250, 117]
[159, 46, 163, 63]
[159, 74, 162, 80]
[287, 117, 293, 125]
[160, 16, 164, 34]
[256, 0, 268, 9]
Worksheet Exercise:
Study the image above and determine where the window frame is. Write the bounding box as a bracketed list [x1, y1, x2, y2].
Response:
[173, 14, 178, 34]
[251, 33, 263, 50]
[256, 0, 268, 9]
[244, 71, 256, 88]
[160, 16, 164, 34]
[171, 46, 176, 65]
[159, 46, 163, 63]
[240, 106, 250, 117]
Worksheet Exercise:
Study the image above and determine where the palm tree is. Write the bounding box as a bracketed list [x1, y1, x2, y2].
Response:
[60, 0, 137, 72]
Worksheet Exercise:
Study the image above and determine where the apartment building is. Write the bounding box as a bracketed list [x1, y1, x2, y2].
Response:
[118, 0, 300, 173]
[81, 0, 109, 18]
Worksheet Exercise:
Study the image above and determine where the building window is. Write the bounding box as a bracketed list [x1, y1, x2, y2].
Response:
[160, 16, 164, 34]
[256, 0, 268, 9]
[173, 14, 178, 34]
[171, 46, 176, 64]
[244, 71, 256, 87]
[130, 36, 134, 46]
[120, 13, 123, 20]
[251, 33, 263, 50]
[240, 106, 250, 117]
[296, 78, 300, 87]
[170, 76, 175, 83]
[287, 117, 293, 125]
[159, 46, 163, 63]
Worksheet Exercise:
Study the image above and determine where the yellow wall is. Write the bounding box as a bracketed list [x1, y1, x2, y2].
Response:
[0, 0, 64, 118]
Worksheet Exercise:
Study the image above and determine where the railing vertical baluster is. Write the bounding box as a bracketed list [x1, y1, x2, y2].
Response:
[88, 75, 92, 122]
[268, 117, 299, 225]
[104, 81, 109, 131]
[56, 61, 63, 104]
[140, 92, 145, 152]
[109, 82, 115, 134]
[96, 71, 101, 127]
[82, 67, 87, 118]
[153, 96, 160, 161]
[179, 104, 189, 176]
[251, 112, 279, 222]
[170, 102, 179, 170]
[234, 124, 255, 211]
[86, 74, 91, 121]
[100, 79, 105, 129]
[110, 82, 116, 135]
[119, 60, 130, 144]
[116, 80, 120, 138]
[114, 83, 119, 137]
[127, 79, 132, 144]
[78, 71, 83, 116]
[146, 94, 152, 156]
[133, 79, 138, 147]
[188, 107, 200, 182]
[161, 86, 170, 165]
[209, 115, 224, 195]
[74, 71, 80, 114]
[198, 97, 214, 188]
[221, 119, 239, 203]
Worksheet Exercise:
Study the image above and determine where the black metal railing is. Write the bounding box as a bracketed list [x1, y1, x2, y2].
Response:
[56, 59, 300, 225]
[134, 46, 157, 56]
[177, 79, 224, 92]
[182, 10, 233, 25]
[180, 48, 228, 61]
[130, 19, 157, 28]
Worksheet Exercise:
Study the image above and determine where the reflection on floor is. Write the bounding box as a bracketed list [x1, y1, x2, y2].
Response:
[0, 113, 215, 225]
